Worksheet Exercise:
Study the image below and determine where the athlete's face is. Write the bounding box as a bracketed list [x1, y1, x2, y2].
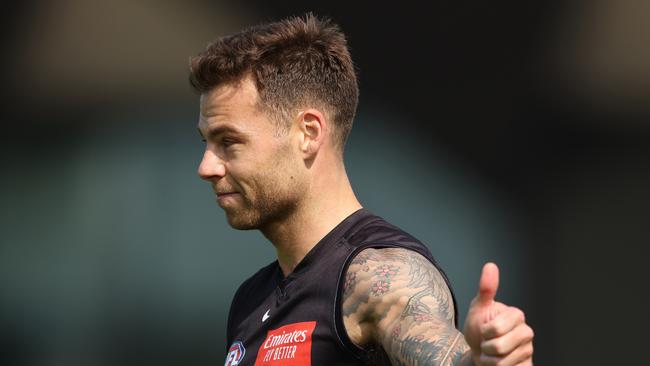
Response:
[197, 77, 307, 230]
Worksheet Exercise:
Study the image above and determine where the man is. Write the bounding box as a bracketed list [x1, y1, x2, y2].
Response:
[190, 13, 534, 366]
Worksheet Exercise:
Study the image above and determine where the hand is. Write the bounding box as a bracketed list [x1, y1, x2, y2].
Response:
[463, 263, 534, 366]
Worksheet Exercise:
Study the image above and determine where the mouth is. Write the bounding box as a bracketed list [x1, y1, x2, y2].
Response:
[215, 191, 240, 205]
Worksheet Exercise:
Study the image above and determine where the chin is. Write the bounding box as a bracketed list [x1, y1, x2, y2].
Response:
[227, 220, 259, 231]
[225, 211, 262, 230]
[223, 201, 294, 231]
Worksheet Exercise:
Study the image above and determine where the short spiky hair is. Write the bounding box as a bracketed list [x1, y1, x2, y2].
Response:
[189, 13, 359, 150]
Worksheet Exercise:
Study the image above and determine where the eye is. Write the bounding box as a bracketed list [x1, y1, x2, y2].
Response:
[221, 137, 239, 148]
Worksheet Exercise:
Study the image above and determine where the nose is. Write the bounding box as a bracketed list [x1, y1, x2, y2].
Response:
[198, 149, 226, 181]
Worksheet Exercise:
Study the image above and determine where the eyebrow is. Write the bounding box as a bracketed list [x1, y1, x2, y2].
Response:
[198, 124, 243, 140]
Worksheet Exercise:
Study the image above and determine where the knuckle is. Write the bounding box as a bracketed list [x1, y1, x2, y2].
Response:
[512, 306, 525, 322]
[489, 320, 505, 336]
[524, 325, 535, 340]
[492, 339, 506, 354]
[526, 343, 534, 358]
[519, 343, 534, 360]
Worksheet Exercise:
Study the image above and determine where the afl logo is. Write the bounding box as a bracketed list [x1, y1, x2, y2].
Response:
[225, 341, 246, 366]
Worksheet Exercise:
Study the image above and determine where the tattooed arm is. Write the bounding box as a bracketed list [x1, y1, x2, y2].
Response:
[341, 248, 473, 366]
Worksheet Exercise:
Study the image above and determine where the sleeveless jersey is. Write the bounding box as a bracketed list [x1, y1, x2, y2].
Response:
[224, 208, 458, 366]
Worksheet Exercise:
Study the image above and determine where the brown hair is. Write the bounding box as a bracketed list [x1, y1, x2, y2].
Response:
[189, 13, 359, 150]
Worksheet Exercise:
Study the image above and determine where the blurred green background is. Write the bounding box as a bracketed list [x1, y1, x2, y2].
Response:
[1, 1, 648, 365]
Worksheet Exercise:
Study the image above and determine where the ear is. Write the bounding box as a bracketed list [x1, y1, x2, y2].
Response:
[296, 108, 327, 157]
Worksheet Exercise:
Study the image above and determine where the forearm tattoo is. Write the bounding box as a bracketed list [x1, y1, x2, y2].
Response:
[342, 248, 470, 366]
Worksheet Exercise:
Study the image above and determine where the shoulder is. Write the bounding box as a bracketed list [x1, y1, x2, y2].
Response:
[343, 213, 440, 272]
[346, 212, 422, 249]
[341, 247, 456, 346]
[343, 247, 454, 312]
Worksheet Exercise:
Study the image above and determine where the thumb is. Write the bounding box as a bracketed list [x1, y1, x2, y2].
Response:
[476, 262, 499, 305]
[464, 262, 501, 352]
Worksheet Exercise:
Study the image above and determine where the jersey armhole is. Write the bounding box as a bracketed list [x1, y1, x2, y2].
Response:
[332, 242, 460, 364]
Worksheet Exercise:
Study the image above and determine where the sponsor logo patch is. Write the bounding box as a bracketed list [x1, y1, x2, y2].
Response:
[254, 321, 317, 365]
[225, 341, 246, 366]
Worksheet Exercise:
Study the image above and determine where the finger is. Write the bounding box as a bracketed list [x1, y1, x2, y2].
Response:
[480, 306, 526, 339]
[479, 341, 533, 366]
[481, 323, 535, 356]
[477, 262, 499, 305]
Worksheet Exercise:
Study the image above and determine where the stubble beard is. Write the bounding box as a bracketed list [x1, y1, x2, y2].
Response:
[224, 176, 303, 231]
[223, 137, 306, 231]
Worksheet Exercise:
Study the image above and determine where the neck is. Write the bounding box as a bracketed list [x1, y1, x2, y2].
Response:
[261, 160, 362, 277]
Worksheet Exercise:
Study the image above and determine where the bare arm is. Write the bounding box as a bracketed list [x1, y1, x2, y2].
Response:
[341, 248, 473, 366]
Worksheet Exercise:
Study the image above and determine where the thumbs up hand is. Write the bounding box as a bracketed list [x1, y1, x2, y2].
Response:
[463, 263, 534, 366]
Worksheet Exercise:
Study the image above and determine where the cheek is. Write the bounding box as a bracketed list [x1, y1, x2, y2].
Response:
[284, 164, 309, 195]
[231, 157, 278, 192]
[279, 149, 305, 181]
[263, 154, 304, 191]
[238, 139, 304, 191]
[224, 146, 265, 179]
